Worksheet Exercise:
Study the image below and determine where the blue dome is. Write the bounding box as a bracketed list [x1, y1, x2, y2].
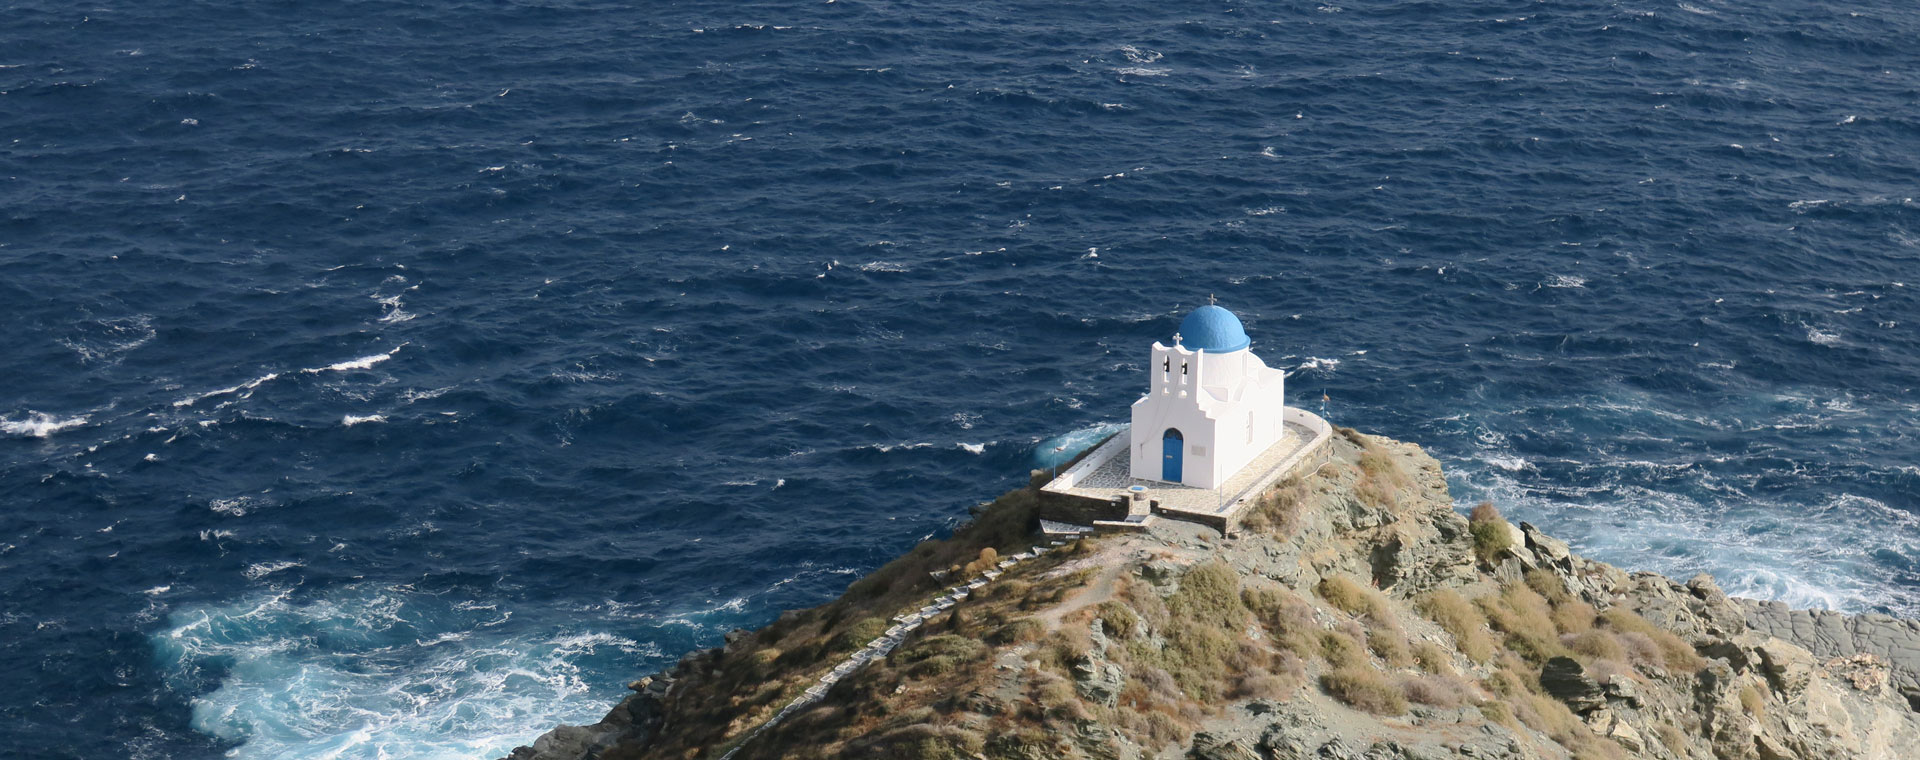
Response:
[1175, 305, 1251, 352]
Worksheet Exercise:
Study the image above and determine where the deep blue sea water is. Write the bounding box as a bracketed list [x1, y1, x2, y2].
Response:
[3, 1, 1917, 757]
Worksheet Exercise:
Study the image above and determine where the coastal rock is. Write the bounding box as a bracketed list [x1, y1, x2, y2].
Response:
[1538, 657, 1604, 712]
[1072, 654, 1126, 708]
[1187, 731, 1261, 760]
[504, 428, 1920, 760]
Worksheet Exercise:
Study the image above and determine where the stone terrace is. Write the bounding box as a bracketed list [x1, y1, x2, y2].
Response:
[1041, 407, 1333, 531]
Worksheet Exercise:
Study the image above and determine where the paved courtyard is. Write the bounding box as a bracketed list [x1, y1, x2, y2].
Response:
[1043, 416, 1326, 520]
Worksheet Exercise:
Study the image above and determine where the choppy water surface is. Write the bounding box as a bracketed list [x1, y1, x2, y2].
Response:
[3, 1, 1917, 757]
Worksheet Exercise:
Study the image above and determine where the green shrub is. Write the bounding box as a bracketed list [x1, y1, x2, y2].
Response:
[1321, 668, 1408, 715]
[893, 634, 985, 678]
[865, 725, 986, 760]
[990, 579, 1031, 601]
[831, 617, 889, 653]
[1169, 561, 1247, 629]
[1095, 601, 1140, 640]
[988, 618, 1044, 646]
[1469, 502, 1514, 564]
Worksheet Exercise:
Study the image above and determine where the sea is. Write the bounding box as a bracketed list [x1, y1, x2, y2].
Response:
[3, 1, 1916, 757]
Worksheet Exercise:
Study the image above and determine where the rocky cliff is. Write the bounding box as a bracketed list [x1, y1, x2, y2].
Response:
[502, 428, 1920, 760]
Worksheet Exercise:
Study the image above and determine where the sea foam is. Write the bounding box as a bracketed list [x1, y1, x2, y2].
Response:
[0, 412, 90, 438]
[152, 586, 649, 760]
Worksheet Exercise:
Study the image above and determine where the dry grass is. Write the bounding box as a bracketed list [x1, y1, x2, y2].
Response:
[1479, 581, 1567, 663]
[1243, 585, 1320, 656]
[1597, 607, 1706, 673]
[1739, 683, 1766, 720]
[1366, 622, 1415, 667]
[1468, 502, 1514, 564]
[1412, 641, 1456, 675]
[1321, 627, 1369, 670]
[1563, 630, 1627, 662]
[1400, 673, 1476, 708]
[960, 547, 1000, 577]
[1315, 576, 1386, 618]
[1415, 589, 1496, 663]
[1321, 668, 1408, 715]
[1347, 432, 1412, 510]
[1657, 725, 1689, 756]
[988, 619, 1043, 646]
[1241, 477, 1308, 536]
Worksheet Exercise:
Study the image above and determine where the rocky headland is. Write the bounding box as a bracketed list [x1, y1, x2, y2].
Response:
[502, 428, 1920, 760]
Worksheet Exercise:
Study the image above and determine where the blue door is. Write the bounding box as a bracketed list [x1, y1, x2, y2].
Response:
[1161, 428, 1183, 482]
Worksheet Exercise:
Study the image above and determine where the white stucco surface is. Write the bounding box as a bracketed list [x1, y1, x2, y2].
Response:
[1128, 338, 1288, 489]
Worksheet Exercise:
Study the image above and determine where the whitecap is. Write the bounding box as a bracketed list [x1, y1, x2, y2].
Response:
[0, 412, 90, 438]
[958, 442, 986, 454]
[1115, 67, 1169, 77]
[1544, 274, 1586, 288]
[1807, 327, 1842, 346]
[314, 345, 402, 373]
[1484, 456, 1529, 472]
[1291, 356, 1341, 374]
[210, 495, 268, 517]
[174, 372, 280, 408]
[242, 560, 303, 580]
[375, 293, 415, 323]
[343, 414, 387, 426]
[859, 261, 908, 272]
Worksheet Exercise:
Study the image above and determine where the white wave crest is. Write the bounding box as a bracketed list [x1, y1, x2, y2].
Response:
[153, 585, 652, 760]
[174, 345, 407, 408]
[1290, 357, 1341, 375]
[342, 414, 387, 426]
[1, 412, 90, 438]
[317, 347, 400, 373]
[958, 442, 987, 454]
[242, 560, 304, 580]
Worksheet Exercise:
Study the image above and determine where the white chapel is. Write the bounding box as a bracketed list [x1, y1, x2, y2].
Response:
[1128, 301, 1288, 490]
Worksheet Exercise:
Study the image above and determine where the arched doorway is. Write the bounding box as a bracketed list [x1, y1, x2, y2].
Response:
[1161, 428, 1183, 482]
